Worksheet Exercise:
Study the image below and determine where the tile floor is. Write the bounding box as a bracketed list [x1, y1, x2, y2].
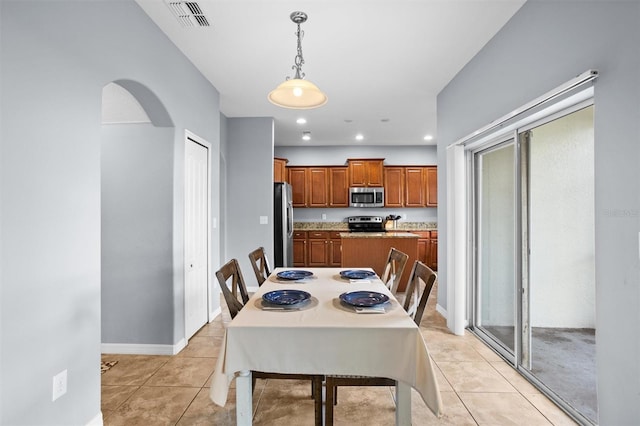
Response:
[101, 289, 578, 425]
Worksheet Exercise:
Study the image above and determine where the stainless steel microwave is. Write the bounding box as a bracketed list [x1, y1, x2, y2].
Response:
[349, 187, 384, 208]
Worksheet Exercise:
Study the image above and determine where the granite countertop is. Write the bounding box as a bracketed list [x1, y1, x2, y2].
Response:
[293, 221, 437, 231]
[339, 232, 419, 238]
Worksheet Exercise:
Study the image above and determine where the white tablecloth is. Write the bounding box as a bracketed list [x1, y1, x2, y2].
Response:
[209, 267, 443, 417]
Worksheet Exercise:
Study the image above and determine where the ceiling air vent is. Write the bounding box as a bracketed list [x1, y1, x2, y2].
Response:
[166, 1, 210, 27]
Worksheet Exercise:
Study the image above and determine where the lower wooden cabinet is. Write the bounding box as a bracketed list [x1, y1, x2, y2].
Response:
[291, 230, 343, 267]
[293, 231, 307, 267]
[413, 231, 438, 271]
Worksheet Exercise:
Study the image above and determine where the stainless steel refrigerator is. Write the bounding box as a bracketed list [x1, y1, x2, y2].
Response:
[274, 182, 293, 267]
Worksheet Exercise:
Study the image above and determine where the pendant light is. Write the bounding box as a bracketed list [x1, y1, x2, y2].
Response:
[268, 11, 328, 109]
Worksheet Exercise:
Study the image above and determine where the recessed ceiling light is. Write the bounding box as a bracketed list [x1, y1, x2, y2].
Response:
[344, 119, 353, 123]
[355, 134, 364, 141]
[381, 118, 390, 122]
[424, 135, 434, 141]
[296, 118, 307, 124]
[302, 131, 311, 141]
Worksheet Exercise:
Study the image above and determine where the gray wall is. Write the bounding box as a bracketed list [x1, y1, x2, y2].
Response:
[101, 125, 175, 345]
[226, 117, 275, 286]
[275, 145, 438, 223]
[0, 0, 222, 424]
[436, 1, 640, 423]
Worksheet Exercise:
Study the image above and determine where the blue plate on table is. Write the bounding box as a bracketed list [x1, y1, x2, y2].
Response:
[262, 289, 311, 305]
[339, 291, 389, 307]
[276, 270, 313, 281]
[340, 269, 376, 280]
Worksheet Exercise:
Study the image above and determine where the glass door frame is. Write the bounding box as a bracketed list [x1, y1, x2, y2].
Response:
[466, 97, 596, 425]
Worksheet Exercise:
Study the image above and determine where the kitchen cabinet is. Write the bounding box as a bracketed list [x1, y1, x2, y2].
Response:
[329, 167, 349, 207]
[413, 230, 437, 271]
[288, 167, 308, 207]
[348, 159, 384, 187]
[425, 166, 437, 207]
[404, 167, 426, 207]
[308, 167, 329, 207]
[307, 231, 330, 266]
[382, 165, 438, 208]
[274, 157, 288, 182]
[328, 231, 342, 266]
[293, 231, 307, 267]
[384, 167, 404, 207]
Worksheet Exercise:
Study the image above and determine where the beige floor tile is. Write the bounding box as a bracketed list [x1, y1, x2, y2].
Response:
[437, 361, 517, 393]
[253, 379, 325, 426]
[466, 338, 505, 362]
[458, 392, 552, 426]
[433, 364, 454, 392]
[104, 386, 199, 426]
[177, 387, 236, 426]
[177, 335, 223, 358]
[326, 386, 396, 426]
[101, 385, 139, 411]
[412, 390, 477, 425]
[428, 339, 486, 363]
[194, 322, 227, 337]
[146, 356, 216, 387]
[490, 362, 542, 395]
[101, 355, 170, 386]
[524, 394, 578, 426]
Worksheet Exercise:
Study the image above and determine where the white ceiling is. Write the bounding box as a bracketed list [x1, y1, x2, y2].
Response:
[135, 0, 525, 146]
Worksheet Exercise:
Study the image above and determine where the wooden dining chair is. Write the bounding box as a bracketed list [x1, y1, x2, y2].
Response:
[381, 247, 409, 294]
[215, 258, 324, 426]
[325, 260, 437, 426]
[248, 246, 271, 286]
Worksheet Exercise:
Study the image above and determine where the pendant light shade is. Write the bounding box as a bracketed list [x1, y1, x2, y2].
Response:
[268, 11, 327, 109]
[268, 78, 327, 109]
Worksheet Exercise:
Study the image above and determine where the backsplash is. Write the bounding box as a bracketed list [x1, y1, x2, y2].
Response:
[294, 221, 437, 231]
[292, 207, 436, 223]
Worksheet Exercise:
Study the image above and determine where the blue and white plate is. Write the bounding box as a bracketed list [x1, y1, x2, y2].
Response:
[339, 291, 389, 307]
[262, 289, 311, 305]
[276, 270, 313, 281]
[339, 269, 376, 280]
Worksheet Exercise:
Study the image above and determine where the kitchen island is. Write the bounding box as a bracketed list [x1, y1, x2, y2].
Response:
[340, 232, 419, 291]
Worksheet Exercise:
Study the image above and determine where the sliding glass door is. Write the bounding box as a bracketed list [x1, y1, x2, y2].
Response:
[471, 104, 597, 424]
[474, 141, 517, 356]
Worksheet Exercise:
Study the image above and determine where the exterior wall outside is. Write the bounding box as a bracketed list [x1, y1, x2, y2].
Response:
[437, 1, 640, 423]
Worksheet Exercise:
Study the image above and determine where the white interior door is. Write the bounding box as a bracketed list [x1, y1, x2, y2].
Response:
[185, 136, 209, 340]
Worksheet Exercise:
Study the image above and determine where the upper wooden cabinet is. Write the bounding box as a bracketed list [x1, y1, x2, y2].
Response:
[288, 167, 308, 207]
[287, 166, 349, 208]
[274, 157, 288, 182]
[384, 167, 404, 207]
[347, 159, 384, 187]
[383, 166, 438, 207]
[307, 167, 329, 207]
[328, 167, 349, 207]
[425, 166, 437, 207]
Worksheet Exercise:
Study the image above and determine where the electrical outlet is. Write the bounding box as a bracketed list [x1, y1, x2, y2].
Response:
[52, 369, 67, 401]
[259, 216, 268, 225]
[321, 214, 327, 220]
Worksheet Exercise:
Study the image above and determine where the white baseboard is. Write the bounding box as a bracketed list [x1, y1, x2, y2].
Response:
[436, 303, 448, 319]
[102, 339, 186, 355]
[209, 306, 222, 321]
[86, 412, 103, 426]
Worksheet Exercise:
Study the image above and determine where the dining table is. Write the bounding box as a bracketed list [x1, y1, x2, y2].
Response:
[209, 267, 443, 425]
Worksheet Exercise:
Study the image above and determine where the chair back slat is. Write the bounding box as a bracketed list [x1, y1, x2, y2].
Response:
[402, 261, 436, 325]
[381, 248, 409, 293]
[216, 259, 250, 319]
[248, 247, 272, 286]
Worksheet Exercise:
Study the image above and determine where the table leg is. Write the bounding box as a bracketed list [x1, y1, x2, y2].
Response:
[236, 370, 252, 426]
[396, 381, 412, 425]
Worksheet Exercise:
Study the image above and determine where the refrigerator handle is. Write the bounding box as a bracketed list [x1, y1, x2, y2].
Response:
[286, 201, 294, 237]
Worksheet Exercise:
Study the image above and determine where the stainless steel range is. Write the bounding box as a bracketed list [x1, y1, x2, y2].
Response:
[347, 216, 386, 232]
